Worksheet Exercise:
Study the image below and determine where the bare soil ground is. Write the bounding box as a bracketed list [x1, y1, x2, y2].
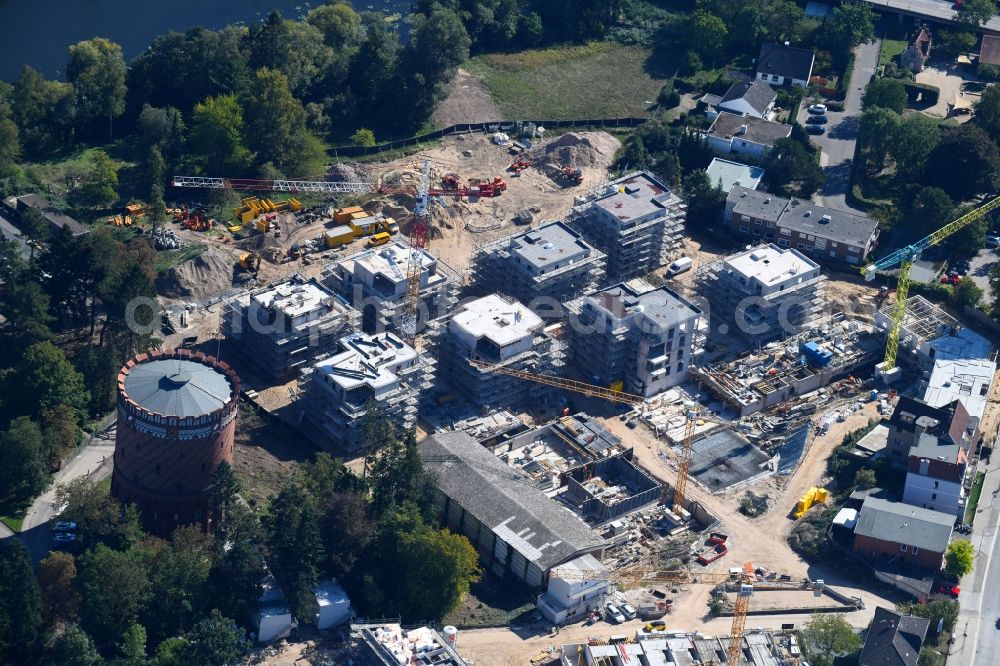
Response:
[433, 67, 503, 127]
[232, 403, 312, 508]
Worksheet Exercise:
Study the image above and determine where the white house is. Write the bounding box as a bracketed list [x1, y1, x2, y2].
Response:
[757, 42, 815, 88]
[704, 112, 792, 159]
[536, 554, 609, 625]
[717, 80, 777, 119]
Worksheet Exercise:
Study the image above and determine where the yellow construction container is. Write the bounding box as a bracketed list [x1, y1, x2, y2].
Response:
[610, 380, 624, 393]
[334, 206, 366, 225]
[254, 217, 270, 233]
[325, 225, 355, 248]
[793, 487, 828, 519]
[350, 216, 380, 237]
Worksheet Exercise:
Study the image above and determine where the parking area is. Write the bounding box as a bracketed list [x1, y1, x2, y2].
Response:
[914, 60, 980, 119]
[967, 247, 997, 301]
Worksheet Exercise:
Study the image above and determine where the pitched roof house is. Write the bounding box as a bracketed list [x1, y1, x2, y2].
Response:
[717, 80, 777, 118]
[757, 42, 815, 87]
[859, 607, 929, 666]
[853, 497, 953, 570]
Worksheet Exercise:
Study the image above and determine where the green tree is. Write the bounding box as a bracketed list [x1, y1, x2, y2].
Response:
[320, 491, 374, 577]
[0, 97, 20, 175]
[956, 0, 995, 28]
[209, 505, 265, 625]
[0, 540, 43, 662]
[0, 417, 48, 510]
[350, 128, 376, 147]
[854, 467, 876, 489]
[189, 94, 251, 174]
[395, 524, 482, 620]
[891, 114, 941, 180]
[898, 599, 959, 634]
[944, 539, 975, 577]
[12, 341, 89, 418]
[0, 281, 53, 366]
[950, 277, 983, 309]
[13, 66, 77, 157]
[307, 2, 364, 50]
[118, 623, 147, 665]
[249, 12, 335, 98]
[974, 85, 1000, 143]
[763, 137, 825, 196]
[56, 478, 144, 551]
[45, 624, 103, 666]
[863, 78, 907, 113]
[683, 170, 726, 227]
[408, 6, 473, 85]
[859, 106, 902, 169]
[265, 484, 325, 621]
[77, 544, 151, 647]
[348, 13, 401, 128]
[800, 613, 861, 666]
[76, 150, 119, 209]
[41, 404, 80, 471]
[369, 430, 428, 517]
[684, 11, 728, 60]
[38, 551, 82, 627]
[137, 104, 186, 156]
[144, 145, 167, 231]
[185, 609, 248, 666]
[243, 68, 326, 176]
[905, 187, 954, 241]
[824, 1, 876, 58]
[924, 124, 1000, 201]
[150, 638, 190, 666]
[935, 28, 977, 57]
[66, 38, 127, 140]
[209, 460, 240, 529]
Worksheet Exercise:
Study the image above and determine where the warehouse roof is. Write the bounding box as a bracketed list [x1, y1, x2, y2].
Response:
[781, 197, 879, 247]
[855, 497, 953, 553]
[123, 358, 234, 417]
[420, 431, 607, 572]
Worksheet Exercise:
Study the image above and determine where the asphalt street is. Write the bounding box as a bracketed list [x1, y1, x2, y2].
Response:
[797, 39, 880, 215]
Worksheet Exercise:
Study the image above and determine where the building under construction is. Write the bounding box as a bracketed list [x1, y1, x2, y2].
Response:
[696, 244, 826, 347]
[223, 275, 358, 382]
[434, 294, 565, 411]
[468, 221, 605, 314]
[566, 282, 702, 396]
[299, 332, 433, 454]
[321, 240, 459, 335]
[568, 171, 685, 283]
[876, 295, 992, 371]
[693, 315, 883, 417]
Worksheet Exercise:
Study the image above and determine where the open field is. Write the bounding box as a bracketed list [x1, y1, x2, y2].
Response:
[465, 42, 668, 119]
[879, 38, 908, 67]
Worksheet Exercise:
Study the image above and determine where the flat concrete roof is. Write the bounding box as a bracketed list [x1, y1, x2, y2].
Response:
[509, 221, 595, 272]
[923, 358, 996, 420]
[725, 244, 819, 285]
[250, 277, 336, 318]
[707, 159, 765, 193]
[312, 332, 417, 391]
[340, 241, 436, 283]
[594, 171, 680, 223]
[589, 282, 701, 330]
[451, 294, 542, 347]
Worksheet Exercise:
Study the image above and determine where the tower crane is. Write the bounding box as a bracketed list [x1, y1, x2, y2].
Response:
[171, 175, 373, 194]
[863, 194, 1000, 370]
[401, 160, 432, 344]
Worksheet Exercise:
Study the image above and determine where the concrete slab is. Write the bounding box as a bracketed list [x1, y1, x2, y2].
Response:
[685, 429, 771, 491]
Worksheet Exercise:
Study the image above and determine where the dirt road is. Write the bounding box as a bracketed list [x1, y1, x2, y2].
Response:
[433, 68, 502, 127]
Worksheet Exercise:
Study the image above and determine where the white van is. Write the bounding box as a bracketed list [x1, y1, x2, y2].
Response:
[667, 256, 693, 276]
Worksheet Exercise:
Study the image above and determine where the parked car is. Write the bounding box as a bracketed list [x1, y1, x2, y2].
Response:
[52, 521, 77, 533]
[805, 115, 828, 125]
[645, 621, 667, 633]
[620, 603, 637, 620]
[808, 104, 827, 114]
[51, 532, 76, 549]
[936, 583, 960, 598]
[986, 234, 1000, 248]
[806, 125, 826, 135]
[605, 603, 626, 624]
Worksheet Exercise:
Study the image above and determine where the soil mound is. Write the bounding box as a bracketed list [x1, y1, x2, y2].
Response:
[529, 131, 621, 169]
[157, 248, 234, 301]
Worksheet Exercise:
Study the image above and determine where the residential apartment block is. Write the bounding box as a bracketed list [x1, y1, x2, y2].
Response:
[567, 282, 701, 396]
[569, 171, 685, 283]
[724, 186, 880, 264]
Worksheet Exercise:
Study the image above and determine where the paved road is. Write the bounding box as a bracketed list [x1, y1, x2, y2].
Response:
[799, 39, 880, 214]
[967, 248, 997, 303]
[953, 462, 1000, 665]
[15, 426, 115, 564]
[859, 0, 1000, 35]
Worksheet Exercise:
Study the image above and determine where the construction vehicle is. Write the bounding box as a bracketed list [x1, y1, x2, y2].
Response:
[441, 173, 461, 189]
[380, 217, 399, 235]
[325, 225, 355, 248]
[237, 252, 261, 272]
[862, 194, 1000, 372]
[508, 159, 531, 176]
[560, 165, 584, 185]
[367, 231, 391, 248]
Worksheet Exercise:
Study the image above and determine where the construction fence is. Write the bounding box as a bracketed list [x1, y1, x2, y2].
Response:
[330, 117, 648, 157]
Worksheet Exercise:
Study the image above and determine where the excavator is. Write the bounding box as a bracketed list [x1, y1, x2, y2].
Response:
[237, 252, 261, 273]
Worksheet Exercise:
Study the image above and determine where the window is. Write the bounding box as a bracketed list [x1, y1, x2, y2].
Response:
[780, 227, 791, 235]
[778, 239, 790, 247]
[677, 361, 684, 373]
[932, 493, 937, 500]
[754, 219, 762, 225]
[739, 225, 749, 233]
[901, 544, 907, 552]
[741, 214, 750, 222]
[771, 75, 779, 82]
[934, 481, 939, 489]
[913, 547, 919, 555]
[829, 251, 836, 258]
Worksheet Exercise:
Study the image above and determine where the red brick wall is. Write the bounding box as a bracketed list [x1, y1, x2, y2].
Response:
[854, 533, 944, 570]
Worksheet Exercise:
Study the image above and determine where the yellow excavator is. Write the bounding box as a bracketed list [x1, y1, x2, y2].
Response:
[237, 252, 261, 273]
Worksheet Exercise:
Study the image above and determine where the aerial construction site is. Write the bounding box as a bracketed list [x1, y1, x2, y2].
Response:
[151, 123, 999, 666]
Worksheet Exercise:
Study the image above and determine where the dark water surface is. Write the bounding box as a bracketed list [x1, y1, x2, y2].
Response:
[0, 0, 408, 81]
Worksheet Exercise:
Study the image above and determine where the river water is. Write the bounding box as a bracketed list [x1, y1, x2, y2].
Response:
[0, 0, 409, 82]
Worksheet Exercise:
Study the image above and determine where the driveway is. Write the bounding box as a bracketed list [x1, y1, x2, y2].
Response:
[797, 39, 881, 214]
[915, 60, 979, 119]
[16, 424, 115, 563]
[967, 247, 997, 302]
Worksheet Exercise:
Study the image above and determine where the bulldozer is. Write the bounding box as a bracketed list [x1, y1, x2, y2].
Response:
[560, 165, 584, 186]
[237, 252, 261, 273]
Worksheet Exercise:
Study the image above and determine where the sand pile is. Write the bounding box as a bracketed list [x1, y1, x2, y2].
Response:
[529, 131, 621, 169]
[157, 249, 234, 301]
[326, 162, 373, 183]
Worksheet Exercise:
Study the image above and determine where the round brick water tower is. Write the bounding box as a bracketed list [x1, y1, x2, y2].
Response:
[111, 350, 240, 537]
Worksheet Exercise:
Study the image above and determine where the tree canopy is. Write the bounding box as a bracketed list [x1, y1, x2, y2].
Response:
[66, 38, 127, 139]
[944, 539, 975, 577]
[923, 124, 1000, 201]
[863, 78, 907, 114]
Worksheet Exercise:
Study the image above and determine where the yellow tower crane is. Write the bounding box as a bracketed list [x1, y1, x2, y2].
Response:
[863, 194, 1000, 370]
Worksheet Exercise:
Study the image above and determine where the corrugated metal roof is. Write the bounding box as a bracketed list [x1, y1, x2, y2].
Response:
[123, 358, 233, 417]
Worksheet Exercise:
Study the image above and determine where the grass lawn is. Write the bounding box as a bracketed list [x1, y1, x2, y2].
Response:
[1, 514, 25, 533]
[966, 471, 986, 524]
[443, 573, 537, 628]
[879, 38, 908, 68]
[466, 42, 670, 119]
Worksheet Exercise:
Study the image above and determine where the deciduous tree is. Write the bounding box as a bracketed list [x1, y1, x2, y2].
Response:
[923, 124, 1000, 201]
[0, 540, 43, 662]
[823, 1, 876, 58]
[13, 66, 77, 157]
[189, 94, 251, 174]
[66, 38, 127, 140]
[38, 551, 82, 627]
[859, 106, 902, 169]
[955, 0, 995, 28]
[0, 417, 49, 510]
[185, 609, 248, 666]
[76, 150, 119, 209]
[863, 78, 907, 113]
[45, 624, 103, 666]
[763, 137, 825, 196]
[800, 613, 861, 666]
[683, 11, 728, 61]
[76, 544, 151, 647]
[905, 187, 954, 241]
[945, 539, 975, 577]
[264, 484, 325, 622]
[243, 68, 325, 176]
[55, 478, 144, 551]
[891, 114, 940, 180]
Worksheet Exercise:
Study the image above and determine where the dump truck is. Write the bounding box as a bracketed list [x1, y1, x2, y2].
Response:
[325, 225, 355, 248]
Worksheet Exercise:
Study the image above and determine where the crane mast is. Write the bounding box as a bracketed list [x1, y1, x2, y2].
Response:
[863, 194, 1000, 370]
[402, 160, 431, 344]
